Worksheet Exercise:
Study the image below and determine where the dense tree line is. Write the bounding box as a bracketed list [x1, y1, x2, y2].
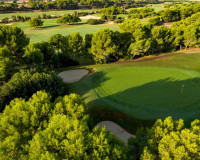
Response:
[126, 3, 200, 23]
[128, 7, 156, 19]
[0, 70, 66, 111]
[0, 90, 199, 159]
[128, 117, 200, 159]
[0, 17, 200, 160]
[99, 6, 126, 20]
[158, 3, 200, 22]
[0, 91, 130, 159]
[57, 14, 81, 24]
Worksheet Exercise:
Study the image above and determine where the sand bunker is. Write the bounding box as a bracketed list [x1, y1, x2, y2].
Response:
[58, 69, 89, 83]
[80, 15, 101, 20]
[104, 21, 114, 24]
[95, 121, 135, 144]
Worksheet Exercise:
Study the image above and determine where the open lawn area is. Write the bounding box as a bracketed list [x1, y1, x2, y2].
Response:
[0, 9, 99, 19]
[66, 52, 200, 133]
[4, 19, 119, 42]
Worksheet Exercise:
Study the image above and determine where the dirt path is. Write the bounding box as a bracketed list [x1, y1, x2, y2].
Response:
[58, 69, 89, 83]
[116, 48, 200, 64]
[95, 121, 135, 144]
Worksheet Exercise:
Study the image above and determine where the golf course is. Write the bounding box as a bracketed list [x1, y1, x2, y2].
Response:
[66, 51, 200, 132]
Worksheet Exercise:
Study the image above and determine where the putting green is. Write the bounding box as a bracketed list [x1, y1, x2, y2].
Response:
[93, 66, 200, 120]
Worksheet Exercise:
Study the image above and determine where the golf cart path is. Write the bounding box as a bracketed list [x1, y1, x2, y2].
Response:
[95, 121, 135, 144]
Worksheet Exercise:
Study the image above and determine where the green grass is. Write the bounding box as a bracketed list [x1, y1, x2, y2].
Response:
[0, 9, 99, 19]
[3, 19, 119, 42]
[67, 52, 200, 132]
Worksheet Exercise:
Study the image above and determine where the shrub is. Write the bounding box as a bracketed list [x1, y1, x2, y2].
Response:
[0, 70, 66, 111]
[28, 17, 43, 28]
[86, 19, 103, 25]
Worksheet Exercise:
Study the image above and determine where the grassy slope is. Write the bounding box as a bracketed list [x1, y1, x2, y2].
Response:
[68, 52, 200, 133]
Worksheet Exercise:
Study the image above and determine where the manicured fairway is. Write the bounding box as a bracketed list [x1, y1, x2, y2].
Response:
[68, 52, 200, 131]
[0, 9, 99, 19]
[6, 19, 119, 42]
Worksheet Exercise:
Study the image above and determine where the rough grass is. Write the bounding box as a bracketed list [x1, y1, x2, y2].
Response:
[68, 52, 200, 133]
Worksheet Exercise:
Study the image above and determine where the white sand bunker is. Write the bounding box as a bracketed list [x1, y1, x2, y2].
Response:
[58, 69, 89, 83]
[80, 15, 101, 20]
[95, 121, 135, 144]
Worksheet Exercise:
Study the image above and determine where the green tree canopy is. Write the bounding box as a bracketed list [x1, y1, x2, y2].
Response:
[23, 43, 44, 66]
[91, 28, 117, 63]
[67, 32, 84, 60]
[28, 17, 44, 28]
[129, 116, 200, 160]
[0, 26, 29, 53]
[57, 14, 81, 25]
[0, 70, 66, 110]
[49, 34, 66, 54]
[0, 91, 130, 159]
[0, 47, 14, 81]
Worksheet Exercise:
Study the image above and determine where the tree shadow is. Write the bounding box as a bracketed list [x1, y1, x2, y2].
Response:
[87, 76, 200, 133]
[42, 25, 60, 29]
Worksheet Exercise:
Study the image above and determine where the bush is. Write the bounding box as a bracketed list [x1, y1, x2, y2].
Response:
[1, 17, 9, 23]
[86, 19, 103, 25]
[114, 17, 124, 23]
[28, 17, 43, 28]
[0, 70, 66, 111]
[148, 16, 161, 25]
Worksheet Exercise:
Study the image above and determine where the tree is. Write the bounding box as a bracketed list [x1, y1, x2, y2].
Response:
[148, 16, 161, 26]
[151, 25, 172, 52]
[91, 28, 117, 63]
[85, 33, 93, 54]
[23, 43, 43, 66]
[0, 91, 130, 159]
[183, 25, 199, 49]
[28, 17, 44, 28]
[34, 41, 55, 66]
[0, 26, 29, 53]
[0, 70, 66, 110]
[128, 24, 152, 57]
[119, 18, 142, 33]
[57, 14, 81, 25]
[49, 34, 66, 54]
[129, 116, 200, 159]
[0, 47, 14, 81]
[67, 32, 84, 60]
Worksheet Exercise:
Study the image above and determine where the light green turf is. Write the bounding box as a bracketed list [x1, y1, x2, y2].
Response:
[2, 19, 119, 42]
[68, 53, 200, 124]
[0, 9, 99, 19]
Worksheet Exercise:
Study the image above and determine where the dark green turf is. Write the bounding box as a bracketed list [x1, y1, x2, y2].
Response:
[67, 53, 200, 132]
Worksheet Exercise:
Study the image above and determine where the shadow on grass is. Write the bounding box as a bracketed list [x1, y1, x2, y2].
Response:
[42, 25, 60, 29]
[86, 75, 200, 133]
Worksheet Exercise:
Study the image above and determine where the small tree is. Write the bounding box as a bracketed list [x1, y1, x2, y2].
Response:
[67, 32, 84, 60]
[49, 34, 66, 54]
[29, 17, 43, 28]
[23, 43, 43, 66]
[57, 14, 81, 25]
[91, 28, 117, 63]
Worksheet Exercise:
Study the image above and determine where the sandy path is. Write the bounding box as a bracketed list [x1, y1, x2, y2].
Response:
[95, 121, 135, 144]
[80, 15, 100, 20]
[104, 21, 114, 24]
[58, 69, 89, 83]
